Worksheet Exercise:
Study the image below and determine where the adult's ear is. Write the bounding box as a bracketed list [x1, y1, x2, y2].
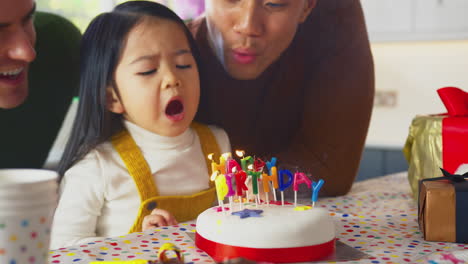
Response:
[106, 86, 125, 114]
[299, 0, 317, 23]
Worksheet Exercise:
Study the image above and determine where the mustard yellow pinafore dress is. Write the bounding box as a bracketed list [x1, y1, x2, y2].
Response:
[111, 123, 221, 233]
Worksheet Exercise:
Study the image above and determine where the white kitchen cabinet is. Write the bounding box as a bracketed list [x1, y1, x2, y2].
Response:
[361, 0, 468, 42]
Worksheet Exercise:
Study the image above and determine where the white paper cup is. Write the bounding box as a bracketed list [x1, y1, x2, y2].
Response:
[0, 169, 58, 264]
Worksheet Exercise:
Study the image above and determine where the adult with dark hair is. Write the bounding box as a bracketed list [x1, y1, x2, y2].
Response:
[0, 0, 81, 168]
[189, 0, 374, 196]
[51, 1, 230, 248]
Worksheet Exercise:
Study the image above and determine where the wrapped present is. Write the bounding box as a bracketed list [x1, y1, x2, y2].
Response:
[418, 169, 468, 243]
[404, 87, 468, 199]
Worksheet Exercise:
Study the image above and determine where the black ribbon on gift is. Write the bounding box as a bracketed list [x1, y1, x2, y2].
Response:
[420, 168, 468, 243]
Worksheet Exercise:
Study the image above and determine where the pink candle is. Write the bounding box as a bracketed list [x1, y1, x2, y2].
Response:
[293, 172, 312, 207]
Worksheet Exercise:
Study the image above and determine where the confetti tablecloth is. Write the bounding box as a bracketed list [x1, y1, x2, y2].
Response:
[48, 172, 468, 264]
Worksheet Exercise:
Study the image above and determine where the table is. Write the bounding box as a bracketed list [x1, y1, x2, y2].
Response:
[48, 172, 468, 263]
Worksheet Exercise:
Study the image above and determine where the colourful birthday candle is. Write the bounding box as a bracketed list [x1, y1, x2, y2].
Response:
[248, 170, 261, 195]
[311, 179, 324, 207]
[254, 157, 266, 172]
[293, 172, 312, 206]
[241, 156, 254, 172]
[224, 172, 236, 197]
[208, 153, 226, 175]
[211, 171, 228, 208]
[293, 172, 312, 191]
[266, 157, 277, 175]
[262, 166, 279, 193]
[234, 169, 248, 196]
[278, 169, 293, 206]
[227, 158, 241, 175]
[278, 169, 293, 191]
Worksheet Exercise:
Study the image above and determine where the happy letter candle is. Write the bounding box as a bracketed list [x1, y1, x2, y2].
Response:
[266, 158, 278, 201]
[208, 153, 227, 175]
[241, 156, 254, 172]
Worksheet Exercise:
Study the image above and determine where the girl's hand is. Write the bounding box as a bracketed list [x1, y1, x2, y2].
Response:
[142, 208, 178, 231]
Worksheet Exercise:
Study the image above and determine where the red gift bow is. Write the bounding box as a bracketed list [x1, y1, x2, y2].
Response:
[437, 87, 468, 116]
[437, 87, 468, 174]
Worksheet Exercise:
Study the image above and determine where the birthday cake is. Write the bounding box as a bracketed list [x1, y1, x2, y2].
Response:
[198, 152, 335, 262]
[195, 203, 335, 263]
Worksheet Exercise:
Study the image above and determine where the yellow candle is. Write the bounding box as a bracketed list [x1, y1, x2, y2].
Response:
[262, 166, 279, 193]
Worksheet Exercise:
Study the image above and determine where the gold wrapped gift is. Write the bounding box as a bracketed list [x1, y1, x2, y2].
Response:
[419, 179, 456, 242]
[403, 115, 444, 200]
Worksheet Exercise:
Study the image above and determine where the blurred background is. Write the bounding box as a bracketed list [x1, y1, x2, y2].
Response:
[37, 0, 468, 181]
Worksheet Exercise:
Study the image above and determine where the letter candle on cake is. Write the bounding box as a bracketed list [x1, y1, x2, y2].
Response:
[247, 164, 261, 207]
[236, 150, 254, 202]
[208, 153, 228, 211]
[209, 153, 226, 176]
[265, 157, 278, 201]
[233, 166, 248, 210]
[293, 172, 312, 207]
[238, 151, 254, 171]
[211, 171, 228, 211]
[262, 162, 279, 206]
[225, 168, 236, 209]
[311, 179, 324, 207]
[278, 169, 293, 206]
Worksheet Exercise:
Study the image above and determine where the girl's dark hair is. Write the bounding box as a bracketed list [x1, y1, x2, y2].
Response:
[58, 1, 204, 179]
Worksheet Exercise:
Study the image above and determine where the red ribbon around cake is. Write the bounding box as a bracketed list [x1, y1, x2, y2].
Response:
[195, 233, 335, 263]
[437, 87, 468, 174]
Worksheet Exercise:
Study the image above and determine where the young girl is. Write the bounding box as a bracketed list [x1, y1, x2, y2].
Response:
[50, 1, 230, 248]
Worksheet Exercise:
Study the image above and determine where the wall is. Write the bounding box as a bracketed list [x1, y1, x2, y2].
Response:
[366, 40, 468, 148]
[356, 40, 468, 181]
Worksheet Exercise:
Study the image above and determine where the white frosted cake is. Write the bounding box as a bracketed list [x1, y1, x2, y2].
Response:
[195, 203, 335, 263]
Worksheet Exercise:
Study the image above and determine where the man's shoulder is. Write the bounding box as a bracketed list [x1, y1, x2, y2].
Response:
[34, 12, 81, 40]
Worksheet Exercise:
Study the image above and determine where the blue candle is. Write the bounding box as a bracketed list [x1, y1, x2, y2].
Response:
[278, 169, 293, 191]
[311, 179, 324, 203]
[266, 157, 277, 175]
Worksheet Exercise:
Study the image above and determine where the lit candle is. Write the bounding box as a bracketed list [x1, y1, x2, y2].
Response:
[208, 153, 227, 176]
[278, 169, 293, 206]
[311, 179, 324, 207]
[293, 172, 312, 207]
[211, 171, 228, 210]
[227, 158, 241, 175]
[241, 155, 254, 172]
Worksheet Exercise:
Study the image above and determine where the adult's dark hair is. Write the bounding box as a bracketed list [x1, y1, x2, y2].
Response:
[58, 0, 204, 179]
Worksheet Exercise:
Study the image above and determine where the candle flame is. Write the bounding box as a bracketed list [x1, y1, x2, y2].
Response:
[207, 153, 214, 161]
[235, 150, 245, 158]
[221, 152, 232, 159]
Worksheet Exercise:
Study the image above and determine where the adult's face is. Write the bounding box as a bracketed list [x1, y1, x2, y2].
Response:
[0, 0, 36, 109]
[205, 0, 315, 80]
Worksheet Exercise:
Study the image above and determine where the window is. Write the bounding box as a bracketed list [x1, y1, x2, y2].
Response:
[37, 0, 205, 32]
